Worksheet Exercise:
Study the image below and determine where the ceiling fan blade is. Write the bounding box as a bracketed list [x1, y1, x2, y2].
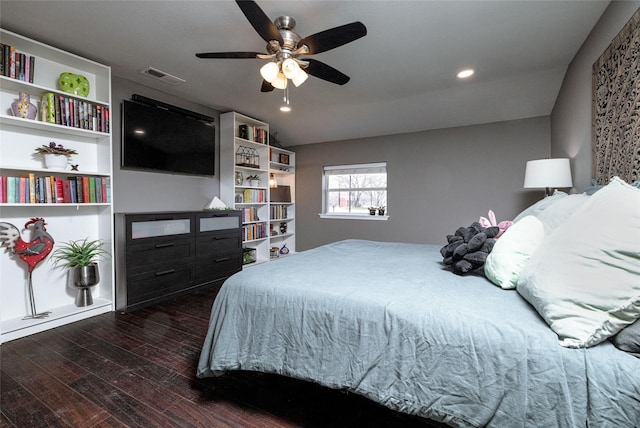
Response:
[235, 0, 283, 45]
[304, 59, 350, 85]
[298, 22, 367, 55]
[261, 80, 275, 92]
[196, 52, 263, 59]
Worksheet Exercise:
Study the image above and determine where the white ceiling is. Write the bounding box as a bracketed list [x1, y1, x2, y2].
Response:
[0, 1, 609, 146]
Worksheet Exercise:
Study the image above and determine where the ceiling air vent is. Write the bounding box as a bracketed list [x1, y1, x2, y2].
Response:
[139, 67, 185, 86]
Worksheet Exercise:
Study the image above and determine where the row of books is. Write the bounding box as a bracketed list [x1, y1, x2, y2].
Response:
[238, 124, 268, 144]
[240, 188, 266, 203]
[40, 93, 110, 133]
[0, 43, 35, 83]
[243, 222, 267, 242]
[241, 207, 260, 223]
[270, 205, 289, 220]
[0, 174, 111, 204]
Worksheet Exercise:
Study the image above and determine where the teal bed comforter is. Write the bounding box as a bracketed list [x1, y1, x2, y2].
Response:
[197, 240, 640, 427]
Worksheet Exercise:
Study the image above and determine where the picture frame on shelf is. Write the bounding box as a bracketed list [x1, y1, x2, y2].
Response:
[279, 153, 290, 165]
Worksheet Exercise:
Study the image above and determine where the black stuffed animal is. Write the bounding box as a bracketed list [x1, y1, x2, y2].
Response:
[440, 222, 499, 274]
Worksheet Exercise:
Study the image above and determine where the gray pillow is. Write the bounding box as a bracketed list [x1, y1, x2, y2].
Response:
[610, 319, 640, 358]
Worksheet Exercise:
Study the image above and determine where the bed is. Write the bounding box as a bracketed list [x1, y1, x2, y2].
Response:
[198, 177, 640, 427]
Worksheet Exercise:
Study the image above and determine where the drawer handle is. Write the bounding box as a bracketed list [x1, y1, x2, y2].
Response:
[215, 257, 230, 263]
[155, 243, 175, 248]
[214, 236, 229, 241]
[155, 269, 176, 276]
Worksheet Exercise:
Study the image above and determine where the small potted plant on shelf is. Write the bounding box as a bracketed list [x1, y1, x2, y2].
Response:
[378, 206, 386, 216]
[246, 175, 261, 187]
[50, 238, 110, 307]
[368, 206, 377, 215]
[34, 141, 78, 170]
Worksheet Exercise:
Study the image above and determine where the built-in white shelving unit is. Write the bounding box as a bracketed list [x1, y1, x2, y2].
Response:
[220, 112, 295, 266]
[0, 29, 114, 343]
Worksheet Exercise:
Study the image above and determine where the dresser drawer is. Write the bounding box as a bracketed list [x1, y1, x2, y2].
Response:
[196, 231, 242, 258]
[197, 212, 241, 233]
[127, 239, 194, 269]
[126, 264, 195, 305]
[194, 252, 242, 283]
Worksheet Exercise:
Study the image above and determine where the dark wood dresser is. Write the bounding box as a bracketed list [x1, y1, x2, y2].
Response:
[115, 211, 242, 311]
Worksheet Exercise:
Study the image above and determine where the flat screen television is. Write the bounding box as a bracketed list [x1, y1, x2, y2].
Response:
[121, 97, 216, 176]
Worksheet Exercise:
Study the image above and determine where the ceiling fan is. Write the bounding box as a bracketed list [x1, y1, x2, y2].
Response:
[195, 0, 367, 92]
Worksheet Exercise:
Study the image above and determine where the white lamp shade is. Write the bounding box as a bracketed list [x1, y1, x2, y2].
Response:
[281, 58, 300, 79]
[524, 158, 573, 189]
[271, 72, 288, 89]
[260, 62, 279, 83]
[292, 68, 308, 87]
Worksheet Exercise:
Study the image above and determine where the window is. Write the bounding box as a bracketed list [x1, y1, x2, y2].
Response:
[321, 162, 387, 219]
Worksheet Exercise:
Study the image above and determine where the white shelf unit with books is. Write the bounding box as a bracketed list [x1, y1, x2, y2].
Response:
[220, 112, 295, 267]
[0, 29, 114, 344]
[269, 146, 295, 257]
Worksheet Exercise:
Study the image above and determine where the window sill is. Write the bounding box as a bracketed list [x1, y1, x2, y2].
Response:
[319, 214, 389, 221]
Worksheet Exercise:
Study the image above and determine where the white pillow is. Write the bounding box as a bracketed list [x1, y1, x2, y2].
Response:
[517, 177, 640, 348]
[484, 216, 545, 289]
[534, 193, 589, 233]
[513, 191, 567, 223]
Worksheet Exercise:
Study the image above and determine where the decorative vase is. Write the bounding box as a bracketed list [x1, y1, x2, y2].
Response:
[44, 154, 68, 170]
[235, 171, 244, 185]
[68, 263, 100, 307]
[279, 244, 289, 255]
[279, 222, 287, 234]
[11, 92, 37, 119]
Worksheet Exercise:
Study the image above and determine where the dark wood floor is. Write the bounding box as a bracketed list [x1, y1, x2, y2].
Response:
[1, 286, 446, 428]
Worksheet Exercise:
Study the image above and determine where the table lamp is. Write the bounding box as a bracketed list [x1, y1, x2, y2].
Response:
[524, 158, 573, 196]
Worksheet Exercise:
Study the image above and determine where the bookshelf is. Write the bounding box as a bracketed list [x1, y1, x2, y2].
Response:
[0, 29, 113, 343]
[220, 112, 295, 266]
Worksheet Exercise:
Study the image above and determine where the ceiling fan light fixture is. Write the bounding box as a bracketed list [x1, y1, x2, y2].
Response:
[260, 62, 280, 83]
[282, 58, 300, 79]
[292, 68, 308, 87]
[272, 72, 288, 89]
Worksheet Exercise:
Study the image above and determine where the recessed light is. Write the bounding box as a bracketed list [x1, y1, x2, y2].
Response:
[280, 105, 291, 112]
[457, 69, 475, 79]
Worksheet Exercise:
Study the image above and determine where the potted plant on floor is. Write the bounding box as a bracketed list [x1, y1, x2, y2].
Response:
[50, 238, 110, 307]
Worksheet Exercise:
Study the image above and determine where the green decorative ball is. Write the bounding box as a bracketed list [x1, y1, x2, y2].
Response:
[58, 72, 90, 97]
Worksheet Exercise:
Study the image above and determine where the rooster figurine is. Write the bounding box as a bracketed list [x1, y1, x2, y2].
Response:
[0, 218, 55, 319]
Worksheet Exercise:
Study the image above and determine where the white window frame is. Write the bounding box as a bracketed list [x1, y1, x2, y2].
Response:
[319, 162, 389, 220]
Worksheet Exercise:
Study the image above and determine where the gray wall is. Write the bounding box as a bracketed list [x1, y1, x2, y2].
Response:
[294, 117, 550, 251]
[111, 76, 222, 214]
[551, 1, 639, 190]
[108, 0, 639, 247]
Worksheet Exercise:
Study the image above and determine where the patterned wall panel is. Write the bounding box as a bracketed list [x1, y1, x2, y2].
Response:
[592, 7, 640, 185]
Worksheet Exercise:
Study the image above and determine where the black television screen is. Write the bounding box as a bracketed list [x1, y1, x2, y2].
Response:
[121, 98, 215, 176]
